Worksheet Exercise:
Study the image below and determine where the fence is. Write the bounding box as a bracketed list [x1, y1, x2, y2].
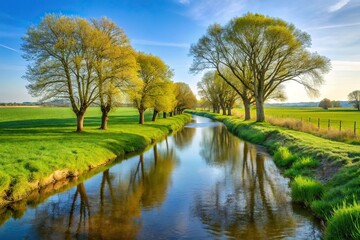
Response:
[270, 114, 358, 136]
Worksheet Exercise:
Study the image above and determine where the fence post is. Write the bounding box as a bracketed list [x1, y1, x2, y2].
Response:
[309, 117, 311, 123]
[355, 121, 357, 136]
[328, 119, 330, 130]
[318, 118, 320, 129]
[339, 120, 342, 132]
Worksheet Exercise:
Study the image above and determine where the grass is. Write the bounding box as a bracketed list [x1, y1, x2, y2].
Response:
[0, 107, 191, 204]
[188, 110, 360, 238]
[324, 200, 360, 240]
[291, 176, 324, 206]
[232, 107, 360, 144]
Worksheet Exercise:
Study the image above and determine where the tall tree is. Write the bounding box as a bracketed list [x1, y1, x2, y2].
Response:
[190, 24, 254, 120]
[348, 90, 360, 111]
[224, 13, 330, 121]
[130, 53, 173, 124]
[190, 14, 330, 122]
[92, 17, 138, 130]
[174, 82, 197, 114]
[22, 14, 122, 132]
[197, 71, 239, 115]
[152, 82, 176, 121]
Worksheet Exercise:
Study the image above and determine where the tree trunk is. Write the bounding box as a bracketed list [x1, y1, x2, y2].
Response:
[256, 98, 265, 122]
[139, 110, 145, 124]
[169, 112, 173, 117]
[100, 107, 109, 130]
[213, 104, 216, 113]
[221, 105, 226, 115]
[227, 106, 232, 116]
[243, 100, 251, 121]
[163, 112, 167, 118]
[76, 112, 85, 132]
[100, 111, 108, 130]
[152, 110, 158, 122]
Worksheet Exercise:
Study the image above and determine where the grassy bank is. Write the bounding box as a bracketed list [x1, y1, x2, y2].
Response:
[188, 110, 360, 239]
[0, 107, 191, 205]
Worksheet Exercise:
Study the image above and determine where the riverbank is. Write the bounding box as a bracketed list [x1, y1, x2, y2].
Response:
[188, 110, 360, 239]
[0, 107, 191, 206]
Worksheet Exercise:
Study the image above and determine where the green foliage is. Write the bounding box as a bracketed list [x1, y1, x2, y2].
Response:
[291, 176, 324, 206]
[284, 156, 320, 178]
[325, 200, 360, 240]
[319, 98, 333, 110]
[0, 107, 191, 203]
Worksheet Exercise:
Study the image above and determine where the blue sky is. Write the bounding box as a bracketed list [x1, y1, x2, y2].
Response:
[0, 0, 359, 102]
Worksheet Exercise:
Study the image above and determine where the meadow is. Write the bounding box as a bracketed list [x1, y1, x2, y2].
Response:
[0, 107, 191, 204]
[232, 107, 360, 144]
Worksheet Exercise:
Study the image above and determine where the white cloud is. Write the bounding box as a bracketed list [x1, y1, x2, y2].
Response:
[0, 43, 21, 53]
[328, 0, 351, 12]
[132, 39, 190, 48]
[180, 0, 246, 24]
[306, 22, 360, 30]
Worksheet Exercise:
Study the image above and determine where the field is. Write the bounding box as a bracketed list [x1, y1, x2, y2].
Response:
[0, 107, 190, 204]
[231, 107, 360, 143]
[265, 107, 360, 131]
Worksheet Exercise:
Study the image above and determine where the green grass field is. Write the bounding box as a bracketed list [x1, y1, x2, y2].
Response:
[0, 107, 190, 204]
[264, 107, 360, 131]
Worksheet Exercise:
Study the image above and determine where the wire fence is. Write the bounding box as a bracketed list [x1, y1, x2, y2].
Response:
[269, 114, 358, 136]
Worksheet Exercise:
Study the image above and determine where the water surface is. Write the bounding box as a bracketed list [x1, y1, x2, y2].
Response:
[0, 115, 322, 239]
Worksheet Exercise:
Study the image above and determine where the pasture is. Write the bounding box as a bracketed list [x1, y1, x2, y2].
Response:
[0, 107, 190, 203]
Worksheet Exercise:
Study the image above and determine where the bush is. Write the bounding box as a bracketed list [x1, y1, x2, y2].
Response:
[291, 176, 324, 206]
[273, 146, 297, 167]
[325, 201, 360, 240]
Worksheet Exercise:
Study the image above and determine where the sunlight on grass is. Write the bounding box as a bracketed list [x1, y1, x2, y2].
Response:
[0, 107, 191, 203]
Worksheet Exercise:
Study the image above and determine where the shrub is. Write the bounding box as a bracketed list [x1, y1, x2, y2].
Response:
[291, 176, 324, 206]
[325, 201, 360, 240]
[273, 146, 297, 167]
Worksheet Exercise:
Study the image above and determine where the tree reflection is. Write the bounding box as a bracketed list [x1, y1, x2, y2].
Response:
[194, 138, 300, 239]
[199, 125, 240, 166]
[30, 143, 178, 239]
[173, 127, 195, 149]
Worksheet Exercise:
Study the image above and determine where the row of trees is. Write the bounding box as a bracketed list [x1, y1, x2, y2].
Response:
[190, 13, 331, 121]
[22, 14, 196, 132]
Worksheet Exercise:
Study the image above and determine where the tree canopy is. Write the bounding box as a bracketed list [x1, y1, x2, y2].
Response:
[190, 13, 330, 121]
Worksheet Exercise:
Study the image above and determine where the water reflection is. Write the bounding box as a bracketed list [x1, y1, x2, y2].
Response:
[29, 143, 178, 239]
[0, 116, 322, 239]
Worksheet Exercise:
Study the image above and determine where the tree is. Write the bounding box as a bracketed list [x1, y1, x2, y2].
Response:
[348, 90, 360, 111]
[224, 13, 331, 121]
[152, 81, 176, 121]
[22, 14, 104, 132]
[190, 24, 254, 120]
[92, 17, 138, 130]
[130, 52, 173, 124]
[319, 98, 332, 110]
[331, 100, 341, 108]
[190, 13, 330, 122]
[197, 71, 239, 115]
[174, 82, 197, 114]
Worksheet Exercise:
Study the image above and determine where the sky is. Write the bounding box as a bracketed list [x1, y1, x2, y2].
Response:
[0, 0, 359, 103]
